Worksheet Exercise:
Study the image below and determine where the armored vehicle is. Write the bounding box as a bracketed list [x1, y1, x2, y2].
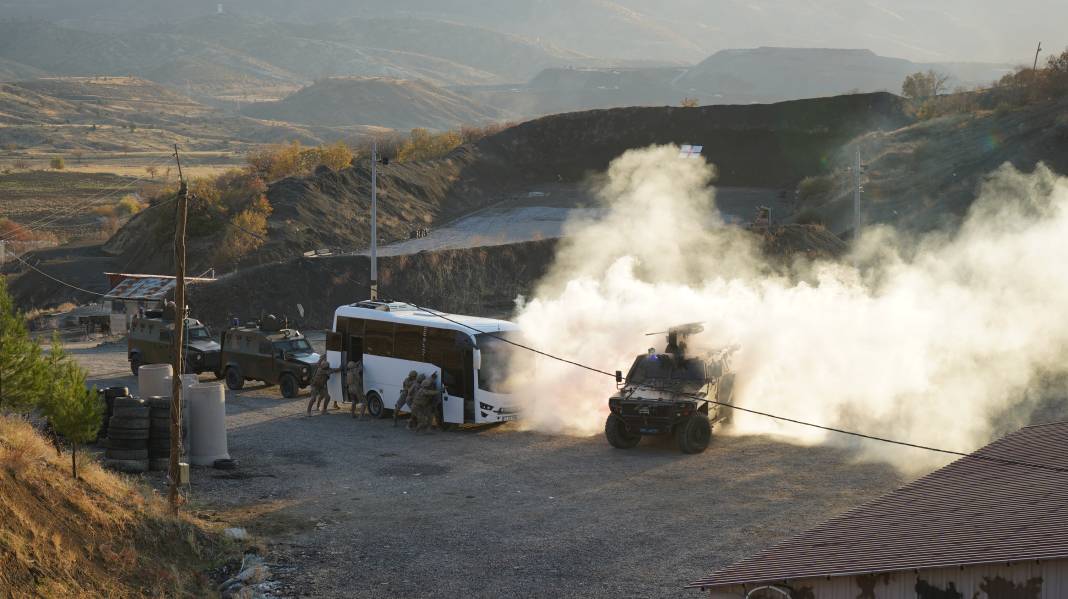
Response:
[605, 324, 737, 454]
[128, 310, 220, 377]
[220, 315, 319, 398]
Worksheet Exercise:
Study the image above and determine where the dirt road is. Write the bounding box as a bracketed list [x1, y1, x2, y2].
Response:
[75, 341, 905, 598]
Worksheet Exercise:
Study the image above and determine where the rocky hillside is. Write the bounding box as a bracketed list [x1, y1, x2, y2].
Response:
[241, 77, 500, 130]
[796, 95, 1068, 235]
[98, 92, 909, 277]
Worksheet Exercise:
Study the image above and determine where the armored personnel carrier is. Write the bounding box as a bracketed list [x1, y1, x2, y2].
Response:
[604, 324, 737, 454]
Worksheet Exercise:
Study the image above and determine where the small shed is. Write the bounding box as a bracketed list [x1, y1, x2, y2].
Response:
[103, 273, 215, 332]
[688, 422, 1068, 598]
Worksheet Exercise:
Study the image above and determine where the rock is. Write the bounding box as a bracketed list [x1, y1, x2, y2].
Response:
[224, 527, 248, 540]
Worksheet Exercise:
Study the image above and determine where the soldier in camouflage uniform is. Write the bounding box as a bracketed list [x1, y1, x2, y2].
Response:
[411, 372, 440, 433]
[306, 355, 336, 416]
[347, 361, 367, 419]
[393, 371, 420, 428]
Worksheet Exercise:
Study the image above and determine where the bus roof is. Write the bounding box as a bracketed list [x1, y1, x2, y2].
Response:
[333, 301, 518, 336]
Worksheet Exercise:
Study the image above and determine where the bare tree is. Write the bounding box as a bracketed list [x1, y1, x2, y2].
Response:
[901, 70, 951, 100]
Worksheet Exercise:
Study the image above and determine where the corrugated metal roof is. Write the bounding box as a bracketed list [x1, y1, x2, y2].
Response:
[688, 421, 1068, 589]
[104, 277, 176, 301]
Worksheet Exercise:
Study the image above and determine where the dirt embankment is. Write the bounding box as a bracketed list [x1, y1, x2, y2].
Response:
[0, 416, 228, 597]
[104, 92, 907, 277]
[187, 224, 844, 329]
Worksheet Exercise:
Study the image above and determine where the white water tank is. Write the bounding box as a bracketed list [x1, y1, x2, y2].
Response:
[139, 363, 173, 398]
[188, 382, 229, 466]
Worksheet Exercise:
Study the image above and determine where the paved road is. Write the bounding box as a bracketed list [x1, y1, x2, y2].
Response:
[372, 186, 790, 257]
[74, 340, 905, 599]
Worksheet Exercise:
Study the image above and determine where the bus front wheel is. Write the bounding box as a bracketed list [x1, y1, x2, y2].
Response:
[367, 392, 386, 419]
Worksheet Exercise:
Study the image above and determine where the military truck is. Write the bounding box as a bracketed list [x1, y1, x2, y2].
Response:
[220, 315, 319, 398]
[604, 324, 737, 454]
[128, 310, 220, 377]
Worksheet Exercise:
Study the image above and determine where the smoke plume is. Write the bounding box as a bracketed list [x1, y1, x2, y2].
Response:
[512, 145, 1068, 469]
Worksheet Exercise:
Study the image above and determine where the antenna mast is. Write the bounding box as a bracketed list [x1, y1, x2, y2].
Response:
[370, 141, 378, 301]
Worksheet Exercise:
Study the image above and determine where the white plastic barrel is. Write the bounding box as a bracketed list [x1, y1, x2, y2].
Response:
[188, 382, 229, 466]
[179, 374, 198, 445]
[138, 363, 173, 398]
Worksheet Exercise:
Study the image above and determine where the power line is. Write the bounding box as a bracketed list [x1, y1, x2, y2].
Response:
[9, 252, 108, 297]
[1, 155, 174, 240]
[389, 297, 1068, 476]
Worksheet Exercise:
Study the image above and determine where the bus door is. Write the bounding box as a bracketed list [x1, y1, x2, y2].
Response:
[441, 363, 465, 424]
[345, 335, 364, 398]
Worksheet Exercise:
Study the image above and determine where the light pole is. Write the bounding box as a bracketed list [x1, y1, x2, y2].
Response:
[369, 142, 389, 301]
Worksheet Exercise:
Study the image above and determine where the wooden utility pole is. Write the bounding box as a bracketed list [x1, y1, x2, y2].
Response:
[1034, 42, 1043, 71]
[169, 144, 188, 512]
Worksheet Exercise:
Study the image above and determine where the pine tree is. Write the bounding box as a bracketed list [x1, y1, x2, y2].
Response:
[42, 335, 102, 479]
[0, 277, 50, 413]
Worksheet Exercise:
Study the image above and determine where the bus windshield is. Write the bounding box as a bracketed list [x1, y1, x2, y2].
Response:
[476, 332, 532, 394]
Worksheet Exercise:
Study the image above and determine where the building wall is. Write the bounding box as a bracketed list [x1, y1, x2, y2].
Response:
[708, 559, 1068, 599]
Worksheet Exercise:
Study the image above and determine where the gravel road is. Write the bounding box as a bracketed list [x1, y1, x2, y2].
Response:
[74, 340, 905, 599]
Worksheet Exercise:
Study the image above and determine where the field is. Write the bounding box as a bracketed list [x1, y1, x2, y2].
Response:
[72, 338, 907, 599]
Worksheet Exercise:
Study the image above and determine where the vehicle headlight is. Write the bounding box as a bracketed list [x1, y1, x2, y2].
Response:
[301, 366, 309, 376]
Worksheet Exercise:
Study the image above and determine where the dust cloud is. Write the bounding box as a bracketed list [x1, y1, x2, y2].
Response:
[511, 145, 1068, 469]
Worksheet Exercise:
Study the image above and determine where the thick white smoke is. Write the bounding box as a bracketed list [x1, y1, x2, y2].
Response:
[511, 145, 1068, 469]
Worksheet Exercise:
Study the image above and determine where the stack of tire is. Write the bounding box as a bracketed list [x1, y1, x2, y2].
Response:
[148, 396, 176, 471]
[97, 386, 129, 440]
[103, 397, 150, 473]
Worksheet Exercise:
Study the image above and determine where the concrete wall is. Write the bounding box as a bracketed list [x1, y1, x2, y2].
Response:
[707, 559, 1068, 598]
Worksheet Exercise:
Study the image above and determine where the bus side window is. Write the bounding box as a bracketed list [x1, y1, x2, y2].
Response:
[394, 324, 424, 361]
[325, 331, 343, 352]
[365, 320, 394, 357]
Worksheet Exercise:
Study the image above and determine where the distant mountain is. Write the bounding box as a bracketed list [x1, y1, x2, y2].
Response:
[241, 77, 500, 130]
[5, 0, 1065, 64]
[676, 48, 1012, 104]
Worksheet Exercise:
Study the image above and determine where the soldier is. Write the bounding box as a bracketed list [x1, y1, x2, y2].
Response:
[347, 360, 367, 419]
[306, 355, 335, 416]
[393, 371, 420, 427]
[411, 372, 440, 433]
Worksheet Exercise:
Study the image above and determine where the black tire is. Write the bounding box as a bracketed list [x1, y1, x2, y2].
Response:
[605, 414, 641, 449]
[149, 408, 171, 419]
[107, 428, 150, 440]
[112, 406, 150, 419]
[113, 397, 146, 409]
[110, 417, 149, 429]
[103, 438, 148, 450]
[149, 458, 171, 471]
[149, 438, 173, 449]
[214, 369, 224, 380]
[366, 392, 386, 419]
[213, 458, 238, 470]
[675, 415, 712, 454]
[104, 387, 129, 400]
[104, 458, 149, 473]
[225, 366, 245, 390]
[130, 357, 142, 377]
[105, 448, 149, 460]
[147, 397, 171, 409]
[280, 374, 299, 399]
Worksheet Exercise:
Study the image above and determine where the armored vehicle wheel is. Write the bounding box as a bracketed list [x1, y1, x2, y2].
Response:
[366, 392, 386, 419]
[225, 366, 245, 390]
[280, 374, 299, 399]
[130, 357, 142, 376]
[675, 414, 711, 454]
[605, 414, 641, 449]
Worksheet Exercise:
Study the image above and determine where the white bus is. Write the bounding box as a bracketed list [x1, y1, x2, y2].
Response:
[325, 301, 525, 426]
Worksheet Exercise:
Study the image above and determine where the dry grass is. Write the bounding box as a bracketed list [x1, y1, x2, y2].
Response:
[0, 415, 230, 598]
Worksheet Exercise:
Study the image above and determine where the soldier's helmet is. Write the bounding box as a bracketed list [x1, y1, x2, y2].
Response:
[416, 373, 426, 383]
[429, 372, 438, 379]
[347, 361, 358, 369]
[408, 370, 418, 378]
[421, 378, 435, 388]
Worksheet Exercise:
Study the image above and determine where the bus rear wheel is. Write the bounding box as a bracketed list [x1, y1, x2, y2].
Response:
[605, 414, 641, 449]
[366, 392, 386, 419]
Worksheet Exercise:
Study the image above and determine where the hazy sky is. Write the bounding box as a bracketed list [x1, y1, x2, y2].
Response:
[2, 0, 1065, 64]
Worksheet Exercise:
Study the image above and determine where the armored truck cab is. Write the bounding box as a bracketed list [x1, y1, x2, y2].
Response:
[128, 313, 220, 377]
